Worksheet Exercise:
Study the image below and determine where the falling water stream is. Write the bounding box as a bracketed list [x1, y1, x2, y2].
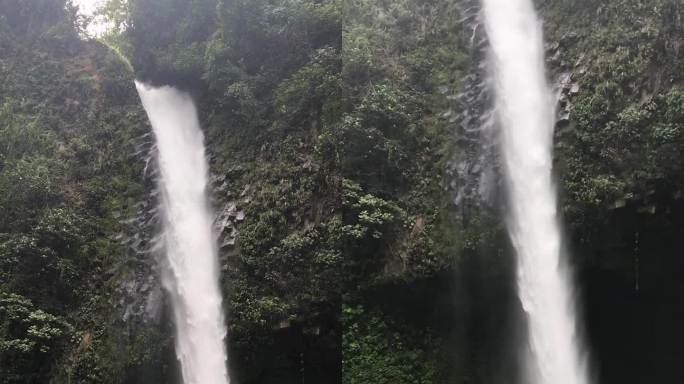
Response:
[480, 1, 590, 383]
[136, 83, 230, 384]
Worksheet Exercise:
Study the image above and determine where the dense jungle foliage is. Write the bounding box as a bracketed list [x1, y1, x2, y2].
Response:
[0, 0, 682, 383]
[0, 1, 173, 382]
[541, 1, 684, 382]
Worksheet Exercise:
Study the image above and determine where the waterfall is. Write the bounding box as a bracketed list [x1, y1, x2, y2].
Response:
[136, 83, 230, 384]
[480, 1, 590, 383]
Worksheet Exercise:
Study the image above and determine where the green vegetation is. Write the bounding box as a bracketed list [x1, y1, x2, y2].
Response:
[542, 0, 684, 231]
[0, 0, 683, 383]
[0, 1, 172, 382]
[541, 2, 684, 382]
[342, 305, 436, 384]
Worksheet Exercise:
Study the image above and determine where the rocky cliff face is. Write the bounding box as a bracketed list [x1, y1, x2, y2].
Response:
[0, 0, 683, 383]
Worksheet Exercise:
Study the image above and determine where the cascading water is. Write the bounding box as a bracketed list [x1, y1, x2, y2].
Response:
[480, 1, 589, 383]
[136, 83, 230, 384]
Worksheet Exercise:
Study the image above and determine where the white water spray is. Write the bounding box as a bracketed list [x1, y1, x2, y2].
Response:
[136, 83, 230, 384]
[480, 1, 589, 383]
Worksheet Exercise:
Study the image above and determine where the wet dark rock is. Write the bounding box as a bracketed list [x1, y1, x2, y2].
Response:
[447, 2, 501, 214]
[215, 195, 246, 251]
[115, 138, 164, 326]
